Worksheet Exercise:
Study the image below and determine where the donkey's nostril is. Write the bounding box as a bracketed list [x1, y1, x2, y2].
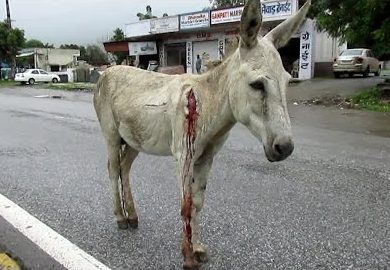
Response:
[274, 143, 283, 155]
[272, 137, 294, 159]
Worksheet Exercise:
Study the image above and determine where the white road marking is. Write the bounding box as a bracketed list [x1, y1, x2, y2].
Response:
[0, 193, 111, 270]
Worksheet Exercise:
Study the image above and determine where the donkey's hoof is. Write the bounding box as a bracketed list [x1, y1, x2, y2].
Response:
[117, 220, 129, 230]
[194, 244, 208, 263]
[127, 218, 138, 229]
[182, 259, 199, 270]
[194, 249, 209, 263]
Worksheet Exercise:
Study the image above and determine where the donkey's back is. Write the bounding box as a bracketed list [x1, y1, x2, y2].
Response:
[94, 65, 186, 155]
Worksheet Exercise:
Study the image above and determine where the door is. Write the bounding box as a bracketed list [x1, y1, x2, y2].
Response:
[39, 70, 50, 82]
[30, 69, 40, 81]
[166, 43, 186, 71]
[192, 40, 219, 74]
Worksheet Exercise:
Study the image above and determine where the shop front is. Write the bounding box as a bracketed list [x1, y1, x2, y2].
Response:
[104, 0, 341, 79]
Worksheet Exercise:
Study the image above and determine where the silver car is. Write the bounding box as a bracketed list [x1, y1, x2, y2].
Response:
[333, 48, 381, 78]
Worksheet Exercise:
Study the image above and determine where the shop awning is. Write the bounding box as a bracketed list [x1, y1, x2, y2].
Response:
[16, 52, 35, 58]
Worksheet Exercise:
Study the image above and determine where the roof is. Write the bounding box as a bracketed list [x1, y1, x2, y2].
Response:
[17, 52, 35, 57]
[103, 23, 241, 53]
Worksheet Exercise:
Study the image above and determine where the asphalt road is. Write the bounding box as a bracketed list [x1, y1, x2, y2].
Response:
[0, 86, 390, 270]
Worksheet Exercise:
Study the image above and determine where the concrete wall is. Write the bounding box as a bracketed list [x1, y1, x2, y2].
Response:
[33, 48, 80, 71]
[313, 24, 347, 76]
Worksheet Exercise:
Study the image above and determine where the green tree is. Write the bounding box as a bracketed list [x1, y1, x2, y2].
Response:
[0, 21, 25, 76]
[24, 39, 54, 49]
[111, 28, 125, 41]
[210, 0, 245, 8]
[110, 28, 127, 65]
[79, 46, 87, 61]
[310, 0, 390, 59]
[43, 42, 55, 48]
[60, 44, 80, 50]
[24, 39, 44, 48]
[84, 45, 107, 66]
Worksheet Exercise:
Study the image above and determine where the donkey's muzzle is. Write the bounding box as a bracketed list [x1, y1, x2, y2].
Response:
[267, 136, 294, 162]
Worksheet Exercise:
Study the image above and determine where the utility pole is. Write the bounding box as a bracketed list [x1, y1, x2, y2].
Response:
[5, 0, 11, 28]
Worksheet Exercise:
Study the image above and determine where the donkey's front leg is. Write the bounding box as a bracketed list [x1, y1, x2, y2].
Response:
[178, 148, 215, 269]
[179, 161, 199, 270]
[191, 152, 214, 263]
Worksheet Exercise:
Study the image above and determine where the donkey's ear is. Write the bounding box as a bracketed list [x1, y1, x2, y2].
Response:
[240, 0, 262, 49]
[265, 0, 311, 49]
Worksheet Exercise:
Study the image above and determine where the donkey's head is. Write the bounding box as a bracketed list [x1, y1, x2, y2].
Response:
[227, 0, 310, 162]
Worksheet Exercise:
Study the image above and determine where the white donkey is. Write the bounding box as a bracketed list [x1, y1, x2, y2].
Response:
[94, 0, 310, 268]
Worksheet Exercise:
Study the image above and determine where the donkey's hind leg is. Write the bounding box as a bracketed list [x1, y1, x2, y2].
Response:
[106, 139, 129, 229]
[120, 144, 139, 229]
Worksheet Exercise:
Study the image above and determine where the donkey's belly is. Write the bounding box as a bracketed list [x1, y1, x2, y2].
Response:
[118, 119, 172, 156]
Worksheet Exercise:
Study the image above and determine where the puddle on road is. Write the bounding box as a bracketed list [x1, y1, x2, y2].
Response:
[34, 95, 63, 99]
[7, 110, 39, 119]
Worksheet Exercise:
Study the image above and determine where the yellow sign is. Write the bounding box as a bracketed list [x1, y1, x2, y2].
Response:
[0, 253, 21, 270]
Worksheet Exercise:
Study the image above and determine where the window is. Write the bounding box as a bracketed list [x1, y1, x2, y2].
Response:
[50, 65, 60, 72]
[341, 49, 363, 56]
[31, 70, 39, 74]
[39, 70, 48, 75]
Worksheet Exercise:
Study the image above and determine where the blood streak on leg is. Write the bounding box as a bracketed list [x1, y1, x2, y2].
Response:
[181, 89, 199, 269]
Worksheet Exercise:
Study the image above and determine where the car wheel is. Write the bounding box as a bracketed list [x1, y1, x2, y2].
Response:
[374, 66, 381, 76]
[363, 66, 369, 77]
[52, 78, 59, 83]
[28, 78, 35, 85]
[334, 72, 341, 78]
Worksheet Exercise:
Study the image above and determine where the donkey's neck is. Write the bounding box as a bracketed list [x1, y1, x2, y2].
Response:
[194, 55, 237, 143]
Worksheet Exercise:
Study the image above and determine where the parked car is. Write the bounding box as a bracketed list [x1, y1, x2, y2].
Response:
[333, 48, 381, 78]
[14, 69, 61, 85]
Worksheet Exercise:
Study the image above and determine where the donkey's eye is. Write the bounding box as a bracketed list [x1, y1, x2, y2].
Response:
[249, 80, 265, 92]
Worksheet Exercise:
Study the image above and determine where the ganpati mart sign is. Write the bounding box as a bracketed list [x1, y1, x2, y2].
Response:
[210, 0, 296, 25]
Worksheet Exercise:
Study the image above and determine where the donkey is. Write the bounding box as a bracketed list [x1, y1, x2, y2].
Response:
[94, 0, 310, 268]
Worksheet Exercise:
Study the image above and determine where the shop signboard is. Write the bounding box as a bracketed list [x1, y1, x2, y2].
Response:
[128, 41, 157, 56]
[298, 19, 314, 80]
[125, 20, 151, 38]
[186, 41, 193, 74]
[180, 11, 210, 30]
[210, 0, 297, 24]
[150, 16, 179, 34]
[211, 6, 243, 25]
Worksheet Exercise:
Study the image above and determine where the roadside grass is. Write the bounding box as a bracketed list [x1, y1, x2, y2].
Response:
[0, 80, 18, 88]
[352, 87, 390, 112]
[42, 82, 95, 92]
[0, 80, 95, 91]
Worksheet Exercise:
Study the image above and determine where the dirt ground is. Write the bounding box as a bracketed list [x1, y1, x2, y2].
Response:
[287, 75, 383, 101]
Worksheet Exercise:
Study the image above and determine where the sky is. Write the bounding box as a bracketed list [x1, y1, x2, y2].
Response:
[0, 0, 210, 46]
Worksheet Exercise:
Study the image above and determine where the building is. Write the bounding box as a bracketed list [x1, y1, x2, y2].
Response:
[17, 48, 80, 72]
[104, 0, 345, 79]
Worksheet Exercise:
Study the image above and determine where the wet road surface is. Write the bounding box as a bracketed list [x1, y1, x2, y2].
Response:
[0, 86, 389, 269]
